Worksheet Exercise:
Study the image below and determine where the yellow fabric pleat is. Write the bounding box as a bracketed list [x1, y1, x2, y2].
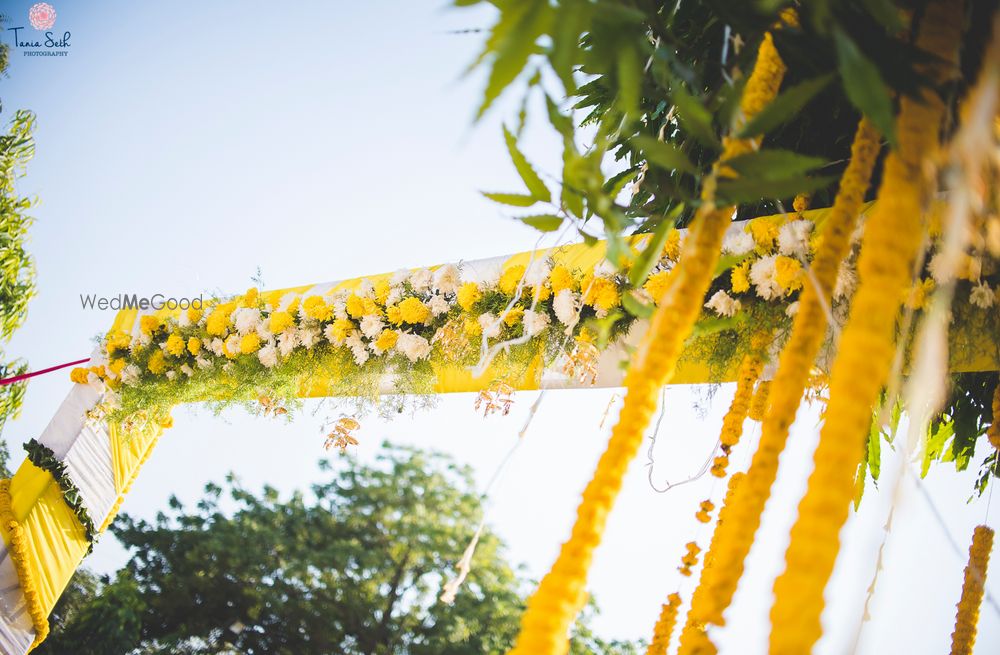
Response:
[108, 422, 161, 495]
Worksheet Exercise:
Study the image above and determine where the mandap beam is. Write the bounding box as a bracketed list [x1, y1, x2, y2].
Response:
[0, 207, 997, 653]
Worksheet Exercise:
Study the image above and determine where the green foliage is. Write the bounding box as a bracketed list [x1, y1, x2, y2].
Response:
[38, 445, 640, 654]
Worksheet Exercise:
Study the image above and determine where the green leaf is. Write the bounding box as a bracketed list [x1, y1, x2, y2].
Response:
[737, 75, 834, 138]
[670, 83, 721, 148]
[713, 251, 752, 278]
[629, 204, 683, 287]
[724, 149, 828, 180]
[476, 3, 553, 119]
[834, 29, 896, 147]
[482, 192, 539, 207]
[615, 43, 642, 118]
[622, 292, 654, 319]
[859, 0, 904, 31]
[632, 135, 697, 175]
[503, 126, 550, 202]
[548, 0, 591, 94]
[584, 310, 625, 349]
[518, 214, 563, 232]
[716, 174, 838, 204]
[922, 420, 954, 476]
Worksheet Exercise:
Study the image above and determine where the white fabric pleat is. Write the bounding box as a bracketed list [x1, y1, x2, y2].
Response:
[61, 421, 117, 530]
[36, 385, 101, 460]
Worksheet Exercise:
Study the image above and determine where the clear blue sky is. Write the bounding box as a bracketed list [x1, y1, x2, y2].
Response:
[1, 1, 997, 652]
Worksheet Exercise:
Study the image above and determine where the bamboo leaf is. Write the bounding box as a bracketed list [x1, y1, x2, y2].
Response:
[715, 174, 839, 204]
[503, 126, 550, 202]
[632, 135, 697, 174]
[737, 74, 834, 138]
[670, 83, 721, 148]
[724, 149, 828, 180]
[629, 204, 683, 287]
[622, 292, 654, 319]
[482, 192, 539, 207]
[834, 29, 896, 147]
[518, 214, 563, 232]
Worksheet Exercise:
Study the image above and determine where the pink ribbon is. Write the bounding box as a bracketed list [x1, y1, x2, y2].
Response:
[0, 358, 91, 386]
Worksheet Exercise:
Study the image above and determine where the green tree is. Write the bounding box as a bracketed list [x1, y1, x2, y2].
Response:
[38, 444, 642, 655]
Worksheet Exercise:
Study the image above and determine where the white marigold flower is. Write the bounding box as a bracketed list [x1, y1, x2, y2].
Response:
[345, 333, 369, 365]
[196, 356, 213, 369]
[209, 338, 225, 357]
[278, 330, 298, 357]
[134, 332, 152, 349]
[396, 332, 432, 362]
[428, 294, 450, 317]
[777, 219, 812, 258]
[180, 364, 194, 377]
[525, 260, 552, 287]
[358, 278, 375, 298]
[390, 269, 411, 286]
[786, 301, 800, 317]
[750, 256, 782, 300]
[704, 290, 741, 317]
[298, 326, 321, 349]
[386, 287, 403, 306]
[332, 296, 349, 321]
[258, 344, 279, 368]
[478, 313, 502, 339]
[723, 230, 755, 256]
[553, 289, 580, 328]
[360, 314, 385, 339]
[322, 323, 340, 345]
[224, 334, 242, 357]
[255, 319, 273, 342]
[409, 268, 433, 291]
[178, 312, 191, 328]
[594, 260, 617, 278]
[928, 251, 952, 284]
[433, 264, 461, 295]
[523, 309, 550, 336]
[834, 262, 857, 301]
[232, 308, 261, 335]
[121, 364, 141, 386]
[165, 370, 176, 381]
[970, 281, 995, 309]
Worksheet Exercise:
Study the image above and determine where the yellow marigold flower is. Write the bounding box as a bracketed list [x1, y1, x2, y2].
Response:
[504, 307, 524, 326]
[264, 290, 284, 310]
[644, 269, 673, 304]
[464, 317, 482, 336]
[346, 294, 366, 319]
[362, 297, 381, 316]
[533, 284, 551, 302]
[269, 310, 294, 334]
[187, 337, 201, 356]
[375, 329, 399, 351]
[186, 306, 203, 324]
[332, 318, 354, 341]
[109, 358, 126, 375]
[239, 333, 261, 354]
[584, 276, 621, 311]
[748, 216, 781, 251]
[386, 304, 403, 325]
[904, 278, 935, 310]
[286, 297, 301, 316]
[165, 334, 186, 357]
[205, 307, 232, 336]
[159, 413, 174, 429]
[773, 255, 803, 292]
[399, 297, 431, 324]
[549, 265, 575, 294]
[69, 367, 90, 384]
[731, 261, 751, 293]
[140, 315, 162, 336]
[303, 296, 332, 321]
[499, 264, 526, 295]
[663, 229, 682, 260]
[949, 525, 994, 655]
[106, 331, 131, 355]
[241, 287, 259, 307]
[457, 283, 481, 311]
[147, 350, 166, 375]
[374, 279, 391, 305]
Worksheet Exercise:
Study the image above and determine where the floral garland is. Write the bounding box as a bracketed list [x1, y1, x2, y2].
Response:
[22, 439, 97, 551]
[0, 479, 49, 649]
[677, 473, 746, 655]
[507, 23, 791, 655]
[769, 3, 964, 653]
[949, 525, 994, 655]
[690, 114, 883, 637]
[645, 592, 682, 655]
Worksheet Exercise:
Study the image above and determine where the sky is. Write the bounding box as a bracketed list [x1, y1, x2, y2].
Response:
[1, 1, 998, 653]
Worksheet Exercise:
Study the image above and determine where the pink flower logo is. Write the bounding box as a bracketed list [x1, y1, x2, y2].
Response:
[28, 3, 56, 30]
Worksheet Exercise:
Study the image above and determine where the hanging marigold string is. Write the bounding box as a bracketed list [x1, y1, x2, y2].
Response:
[747, 380, 770, 422]
[506, 25, 790, 655]
[645, 592, 683, 655]
[686, 114, 882, 636]
[0, 480, 49, 649]
[768, 3, 963, 653]
[950, 525, 995, 655]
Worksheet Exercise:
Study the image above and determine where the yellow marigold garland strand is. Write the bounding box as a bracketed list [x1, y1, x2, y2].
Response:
[507, 29, 789, 655]
[0, 479, 49, 650]
[676, 474, 746, 655]
[645, 592, 683, 655]
[747, 380, 771, 422]
[950, 525, 994, 655]
[769, 3, 963, 653]
[686, 115, 882, 635]
[988, 383, 1000, 450]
